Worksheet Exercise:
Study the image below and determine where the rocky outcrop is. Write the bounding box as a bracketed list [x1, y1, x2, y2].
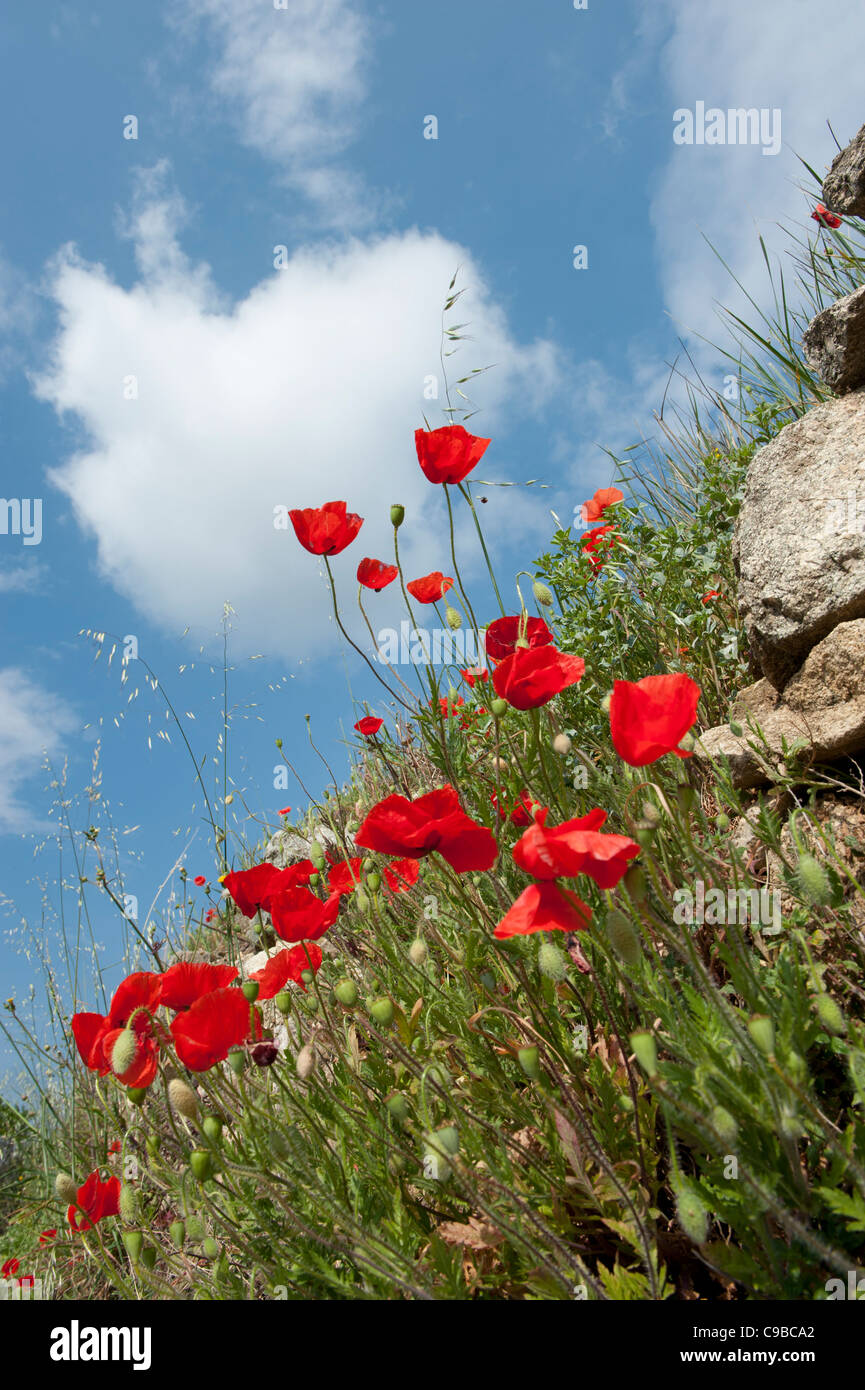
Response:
[262, 824, 344, 867]
[802, 285, 865, 394]
[732, 389, 865, 689]
[822, 122, 865, 218]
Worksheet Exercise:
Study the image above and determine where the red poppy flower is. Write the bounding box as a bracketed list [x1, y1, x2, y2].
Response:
[159, 961, 239, 1012]
[205, 909, 216, 923]
[357, 558, 399, 591]
[2, 1257, 19, 1278]
[193, 874, 206, 887]
[491, 790, 543, 826]
[39, 1230, 57, 1246]
[262, 885, 342, 942]
[356, 785, 497, 873]
[383, 858, 420, 892]
[483, 615, 552, 662]
[461, 667, 489, 688]
[328, 857, 365, 895]
[610, 673, 701, 767]
[171, 987, 262, 1071]
[100, 1016, 160, 1089]
[289, 501, 363, 556]
[67, 1171, 121, 1232]
[513, 808, 641, 889]
[71, 971, 163, 1079]
[414, 424, 491, 486]
[701, 590, 720, 603]
[407, 572, 454, 604]
[223, 863, 303, 919]
[278, 806, 292, 815]
[580, 486, 624, 525]
[581, 523, 618, 569]
[107, 1141, 122, 1155]
[494, 882, 592, 939]
[249, 943, 324, 999]
[492, 645, 585, 711]
[811, 203, 842, 229]
[354, 716, 383, 736]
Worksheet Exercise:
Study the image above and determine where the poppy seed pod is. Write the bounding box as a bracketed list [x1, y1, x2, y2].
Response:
[491, 698, 508, 718]
[796, 852, 832, 906]
[366, 871, 381, 893]
[227, 1048, 246, 1076]
[408, 938, 428, 966]
[355, 888, 371, 913]
[309, 840, 327, 869]
[296, 1042, 316, 1079]
[538, 941, 567, 981]
[168, 1077, 199, 1120]
[275, 990, 292, 1016]
[334, 978, 358, 1007]
[390, 504, 405, 528]
[110, 1028, 138, 1077]
[126, 1087, 147, 1107]
[55, 1172, 78, 1205]
[370, 996, 394, 1027]
[241, 979, 260, 1003]
[189, 1149, 214, 1182]
[201, 1115, 223, 1143]
[532, 580, 553, 607]
[552, 733, 572, 755]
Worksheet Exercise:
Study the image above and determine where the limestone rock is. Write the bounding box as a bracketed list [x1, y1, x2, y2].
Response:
[802, 285, 865, 394]
[696, 621, 865, 787]
[822, 122, 865, 218]
[733, 390, 865, 688]
[262, 823, 344, 867]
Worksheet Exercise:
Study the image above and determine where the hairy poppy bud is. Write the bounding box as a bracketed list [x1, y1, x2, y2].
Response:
[728, 720, 743, 738]
[538, 941, 567, 981]
[334, 978, 358, 1007]
[202, 1116, 223, 1143]
[275, 990, 292, 1016]
[815, 993, 846, 1036]
[296, 1043, 316, 1079]
[110, 1028, 138, 1077]
[641, 800, 662, 826]
[119, 1185, 138, 1224]
[491, 698, 508, 718]
[227, 1047, 245, 1075]
[202, 1237, 220, 1261]
[185, 1215, 206, 1242]
[715, 813, 730, 832]
[408, 938, 427, 966]
[122, 1231, 143, 1262]
[386, 1093, 410, 1125]
[169, 1219, 185, 1249]
[786, 1051, 807, 1084]
[532, 580, 553, 607]
[55, 1172, 78, 1205]
[189, 1149, 214, 1182]
[630, 1030, 657, 1077]
[370, 996, 394, 1026]
[430, 1125, 459, 1156]
[445, 603, 462, 631]
[552, 733, 572, 755]
[309, 839, 327, 869]
[796, 853, 832, 906]
[747, 1014, 775, 1055]
[252, 1041, 279, 1067]
[623, 864, 647, 904]
[675, 1182, 708, 1245]
[390, 504, 405, 528]
[635, 827, 655, 850]
[366, 871, 381, 893]
[168, 1078, 199, 1121]
[355, 888, 370, 913]
[711, 1106, 738, 1147]
[308, 871, 320, 886]
[606, 910, 641, 966]
[517, 1045, 541, 1081]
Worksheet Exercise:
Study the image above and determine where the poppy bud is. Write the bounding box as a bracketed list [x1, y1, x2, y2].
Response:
[355, 888, 371, 913]
[334, 978, 358, 1007]
[275, 990, 292, 1016]
[408, 938, 427, 966]
[189, 1149, 214, 1182]
[815, 993, 846, 1036]
[711, 1106, 738, 1147]
[110, 1027, 138, 1077]
[370, 996, 394, 1026]
[623, 864, 647, 904]
[366, 871, 381, 893]
[308, 871, 320, 886]
[252, 1041, 279, 1067]
[55, 1172, 78, 1205]
[552, 733, 572, 755]
[630, 1030, 657, 1076]
[635, 827, 655, 850]
[675, 1182, 709, 1245]
[275, 738, 283, 749]
[435, 1125, 460, 1155]
[296, 1042, 316, 1079]
[227, 1047, 246, 1075]
[715, 813, 730, 832]
[728, 720, 743, 737]
[387, 1093, 410, 1125]
[185, 1215, 206, 1242]
[309, 840, 327, 868]
[202, 1237, 220, 1261]
[517, 1045, 541, 1080]
[606, 910, 641, 966]
[786, 1050, 807, 1083]
[795, 852, 832, 906]
[119, 1185, 138, 1224]
[122, 1231, 143, 1262]
[202, 1115, 223, 1143]
[491, 698, 508, 718]
[747, 1014, 774, 1055]
[241, 980, 260, 1003]
[445, 603, 462, 631]
[600, 692, 612, 715]
[390, 504, 405, 528]
[641, 800, 662, 826]
[532, 580, 553, 607]
[538, 942, 567, 981]
[168, 1078, 199, 1121]
[388, 1153, 408, 1177]
[126, 1086, 147, 1107]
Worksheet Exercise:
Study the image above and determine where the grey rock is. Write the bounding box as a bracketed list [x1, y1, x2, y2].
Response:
[262, 823, 344, 867]
[823, 122, 865, 218]
[802, 285, 865, 394]
[733, 390, 865, 688]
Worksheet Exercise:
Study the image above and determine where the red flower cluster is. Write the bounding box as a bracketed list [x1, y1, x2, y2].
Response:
[609, 673, 700, 767]
[356, 786, 497, 873]
[415, 425, 490, 486]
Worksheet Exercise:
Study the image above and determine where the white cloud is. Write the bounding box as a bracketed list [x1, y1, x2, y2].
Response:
[0, 669, 78, 833]
[0, 561, 43, 594]
[34, 169, 562, 658]
[177, 0, 376, 226]
[632, 0, 865, 358]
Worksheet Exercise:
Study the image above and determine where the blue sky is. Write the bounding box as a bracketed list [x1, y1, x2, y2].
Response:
[2, 0, 864, 1082]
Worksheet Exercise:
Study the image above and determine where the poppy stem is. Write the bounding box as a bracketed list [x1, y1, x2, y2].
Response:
[323, 558, 415, 713]
[456, 480, 506, 616]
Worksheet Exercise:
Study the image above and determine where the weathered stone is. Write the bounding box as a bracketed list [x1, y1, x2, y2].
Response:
[733, 390, 865, 688]
[802, 285, 865, 394]
[696, 621, 865, 786]
[822, 122, 865, 218]
[262, 823, 344, 867]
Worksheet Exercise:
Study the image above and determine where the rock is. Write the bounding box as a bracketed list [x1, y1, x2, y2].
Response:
[696, 621, 865, 786]
[262, 824, 344, 867]
[802, 285, 865, 394]
[822, 122, 865, 218]
[733, 390, 865, 688]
